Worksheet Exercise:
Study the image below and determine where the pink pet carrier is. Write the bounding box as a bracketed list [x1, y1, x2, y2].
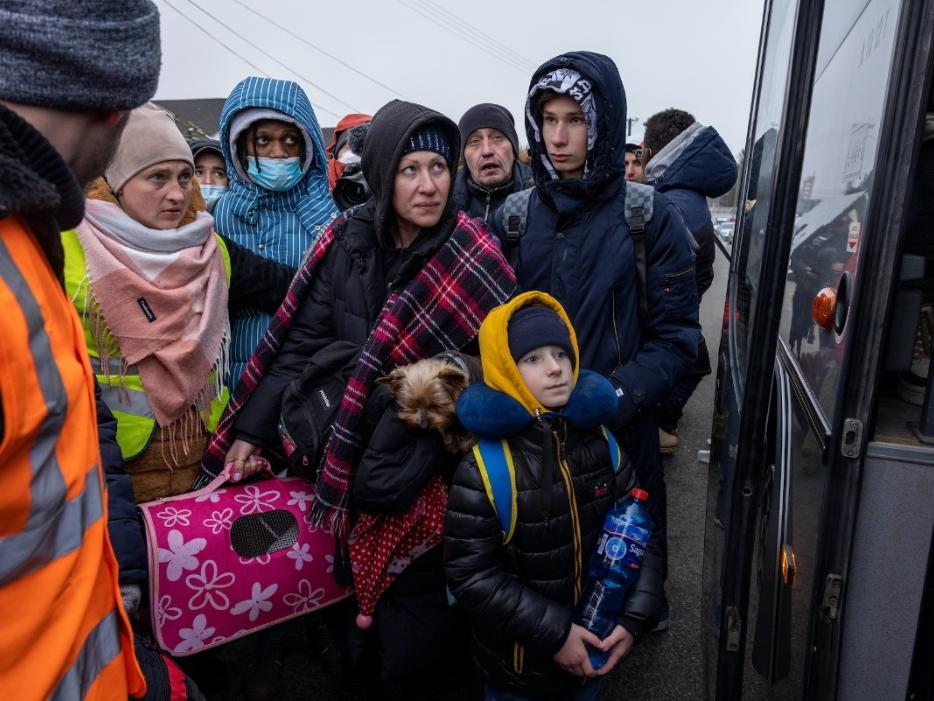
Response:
[139, 462, 352, 655]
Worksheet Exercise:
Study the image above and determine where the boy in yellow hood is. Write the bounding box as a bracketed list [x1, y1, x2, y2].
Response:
[444, 291, 665, 700]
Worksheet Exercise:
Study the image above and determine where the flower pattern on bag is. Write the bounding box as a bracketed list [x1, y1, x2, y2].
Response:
[203, 507, 234, 535]
[185, 560, 236, 611]
[195, 488, 228, 504]
[286, 542, 314, 571]
[238, 553, 272, 566]
[287, 490, 314, 512]
[283, 579, 327, 613]
[143, 476, 353, 655]
[233, 485, 280, 514]
[157, 506, 192, 527]
[175, 614, 215, 653]
[158, 529, 207, 581]
[231, 582, 279, 622]
[157, 594, 183, 627]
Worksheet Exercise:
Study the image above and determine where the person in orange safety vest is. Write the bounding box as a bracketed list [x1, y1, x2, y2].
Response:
[0, 1, 163, 698]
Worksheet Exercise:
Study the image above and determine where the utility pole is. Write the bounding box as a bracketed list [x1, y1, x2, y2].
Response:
[627, 116, 640, 137]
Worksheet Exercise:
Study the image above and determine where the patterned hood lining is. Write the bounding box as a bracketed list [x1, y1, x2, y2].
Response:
[526, 68, 598, 179]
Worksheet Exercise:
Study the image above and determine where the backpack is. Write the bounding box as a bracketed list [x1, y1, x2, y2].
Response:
[500, 181, 656, 325]
[472, 426, 623, 544]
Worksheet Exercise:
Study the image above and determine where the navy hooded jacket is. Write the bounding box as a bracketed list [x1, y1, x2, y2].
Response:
[494, 52, 700, 433]
[645, 123, 736, 295]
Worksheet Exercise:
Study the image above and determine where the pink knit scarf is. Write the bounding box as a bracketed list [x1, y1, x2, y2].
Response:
[76, 199, 229, 428]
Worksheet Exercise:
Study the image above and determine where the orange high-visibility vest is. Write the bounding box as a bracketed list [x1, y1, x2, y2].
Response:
[0, 215, 145, 700]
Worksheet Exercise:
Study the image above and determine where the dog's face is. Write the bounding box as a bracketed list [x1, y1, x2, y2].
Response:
[377, 359, 469, 431]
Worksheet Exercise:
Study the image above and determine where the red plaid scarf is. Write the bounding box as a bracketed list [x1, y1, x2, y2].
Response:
[200, 210, 515, 539]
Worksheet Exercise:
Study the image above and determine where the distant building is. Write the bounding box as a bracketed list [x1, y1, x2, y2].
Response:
[155, 98, 335, 145]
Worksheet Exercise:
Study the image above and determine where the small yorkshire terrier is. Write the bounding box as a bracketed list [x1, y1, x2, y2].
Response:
[377, 357, 473, 453]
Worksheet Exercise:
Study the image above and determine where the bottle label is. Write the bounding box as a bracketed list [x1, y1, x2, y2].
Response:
[597, 522, 650, 567]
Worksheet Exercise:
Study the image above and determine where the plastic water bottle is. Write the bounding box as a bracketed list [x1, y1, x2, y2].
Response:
[575, 488, 653, 669]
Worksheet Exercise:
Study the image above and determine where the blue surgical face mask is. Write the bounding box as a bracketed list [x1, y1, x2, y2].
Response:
[200, 184, 227, 205]
[246, 156, 304, 191]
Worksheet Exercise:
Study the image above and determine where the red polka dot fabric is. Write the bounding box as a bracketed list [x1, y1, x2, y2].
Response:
[348, 475, 448, 616]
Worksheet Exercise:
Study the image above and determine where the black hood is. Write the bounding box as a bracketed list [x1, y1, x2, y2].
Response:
[525, 51, 627, 203]
[362, 100, 461, 246]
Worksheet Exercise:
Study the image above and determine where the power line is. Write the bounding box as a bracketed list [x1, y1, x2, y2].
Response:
[161, 0, 273, 80]
[184, 0, 358, 117]
[414, 0, 537, 72]
[393, 0, 530, 75]
[230, 0, 411, 102]
[397, 0, 528, 73]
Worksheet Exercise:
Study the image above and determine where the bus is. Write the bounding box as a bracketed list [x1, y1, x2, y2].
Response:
[703, 0, 934, 698]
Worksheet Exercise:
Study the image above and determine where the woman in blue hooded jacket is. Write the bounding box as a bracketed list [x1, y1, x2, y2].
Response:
[214, 77, 339, 384]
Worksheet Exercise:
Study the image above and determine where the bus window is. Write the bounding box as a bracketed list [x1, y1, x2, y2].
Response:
[778, 0, 901, 423]
[732, 0, 795, 388]
[873, 88, 934, 444]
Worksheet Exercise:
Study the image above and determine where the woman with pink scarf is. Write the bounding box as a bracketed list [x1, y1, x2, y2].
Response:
[62, 103, 294, 502]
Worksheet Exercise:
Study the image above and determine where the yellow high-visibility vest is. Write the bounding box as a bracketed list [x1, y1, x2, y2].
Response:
[62, 228, 231, 461]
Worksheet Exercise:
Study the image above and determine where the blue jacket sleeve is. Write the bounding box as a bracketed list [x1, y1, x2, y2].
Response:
[96, 379, 148, 587]
[610, 197, 702, 424]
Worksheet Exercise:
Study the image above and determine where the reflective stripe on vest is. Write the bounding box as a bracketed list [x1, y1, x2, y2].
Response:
[63, 229, 232, 461]
[49, 610, 122, 701]
[0, 216, 143, 698]
[0, 236, 104, 584]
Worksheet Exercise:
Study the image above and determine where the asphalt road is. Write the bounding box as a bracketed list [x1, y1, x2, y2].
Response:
[187, 251, 731, 701]
[601, 248, 728, 701]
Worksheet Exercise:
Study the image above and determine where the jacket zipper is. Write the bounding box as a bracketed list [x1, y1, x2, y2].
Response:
[611, 288, 622, 368]
[555, 432, 584, 602]
[484, 192, 492, 222]
[513, 641, 525, 673]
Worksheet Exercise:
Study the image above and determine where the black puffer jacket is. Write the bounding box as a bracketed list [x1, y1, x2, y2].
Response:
[446, 421, 663, 695]
[445, 293, 665, 697]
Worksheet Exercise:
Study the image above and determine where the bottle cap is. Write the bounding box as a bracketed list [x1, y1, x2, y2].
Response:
[632, 488, 649, 501]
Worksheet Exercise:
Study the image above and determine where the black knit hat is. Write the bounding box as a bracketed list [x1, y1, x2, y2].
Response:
[458, 103, 520, 157]
[508, 306, 575, 365]
[403, 125, 452, 166]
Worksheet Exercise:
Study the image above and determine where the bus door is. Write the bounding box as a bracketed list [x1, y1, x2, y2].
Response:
[705, 0, 934, 699]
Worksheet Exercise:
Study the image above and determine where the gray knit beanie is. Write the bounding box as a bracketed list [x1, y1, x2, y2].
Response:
[0, 0, 162, 110]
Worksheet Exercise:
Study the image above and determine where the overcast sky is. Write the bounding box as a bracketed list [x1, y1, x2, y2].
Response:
[154, 0, 764, 154]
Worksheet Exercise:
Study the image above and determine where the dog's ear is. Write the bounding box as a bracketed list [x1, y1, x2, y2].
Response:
[438, 366, 469, 394]
[376, 368, 404, 394]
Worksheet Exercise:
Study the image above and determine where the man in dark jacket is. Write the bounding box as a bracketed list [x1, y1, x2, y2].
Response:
[453, 103, 533, 223]
[643, 108, 737, 451]
[493, 53, 701, 616]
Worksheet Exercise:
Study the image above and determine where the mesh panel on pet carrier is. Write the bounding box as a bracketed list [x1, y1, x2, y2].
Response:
[230, 510, 299, 557]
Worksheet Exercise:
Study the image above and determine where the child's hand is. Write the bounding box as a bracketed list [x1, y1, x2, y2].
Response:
[553, 623, 601, 678]
[594, 624, 635, 676]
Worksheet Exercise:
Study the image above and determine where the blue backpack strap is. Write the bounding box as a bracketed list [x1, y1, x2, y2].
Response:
[472, 439, 518, 544]
[600, 425, 623, 475]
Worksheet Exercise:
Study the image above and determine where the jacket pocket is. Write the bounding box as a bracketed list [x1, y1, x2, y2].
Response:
[661, 266, 696, 320]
